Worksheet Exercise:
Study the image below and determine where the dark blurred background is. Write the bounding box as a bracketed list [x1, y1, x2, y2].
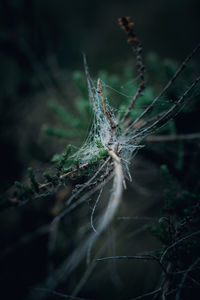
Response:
[0, 1, 200, 299]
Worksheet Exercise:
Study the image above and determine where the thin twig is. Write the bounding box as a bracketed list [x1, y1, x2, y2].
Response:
[98, 78, 116, 130]
[32, 287, 92, 300]
[131, 75, 200, 140]
[117, 216, 155, 221]
[52, 170, 114, 224]
[83, 53, 95, 104]
[32, 152, 123, 300]
[4, 163, 89, 209]
[175, 258, 200, 300]
[97, 254, 167, 274]
[39, 163, 89, 189]
[129, 42, 200, 129]
[94, 150, 123, 233]
[145, 133, 200, 142]
[130, 288, 162, 300]
[160, 229, 200, 264]
[118, 17, 145, 123]
[90, 188, 103, 233]
[65, 157, 111, 206]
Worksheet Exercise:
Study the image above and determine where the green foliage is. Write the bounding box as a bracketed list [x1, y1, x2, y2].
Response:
[147, 162, 200, 275]
[160, 164, 200, 218]
[43, 53, 195, 149]
[52, 144, 77, 174]
[43, 97, 89, 140]
[146, 221, 170, 246]
[10, 50, 198, 211]
[89, 148, 108, 164]
[72, 71, 89, 98]
[95, 139, 104, 149]
[48, 100, 82, 128]
[43, 172, 53, 183]
[28, 167, 39, 192]
[160, 164, 177, 208]
[14, 181, 33, 200]
[43, 125, 77, 139]
[175, 141, 184, 170]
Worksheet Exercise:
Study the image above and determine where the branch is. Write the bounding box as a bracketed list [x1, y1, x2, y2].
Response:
[132, 75, 200, 140]
[0, 162, 90, 212]
[119, 17, 145, 123]
[145, 133, 200, 142]
[160, 229, 200, 264]
[98, 78, 116, 131]
[130, 288, 161, 300]
[130, 42, 200, 128]
[52, 157, 112, 224]
[175, 258, 200, 300]
[97, 254, 167, 274]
